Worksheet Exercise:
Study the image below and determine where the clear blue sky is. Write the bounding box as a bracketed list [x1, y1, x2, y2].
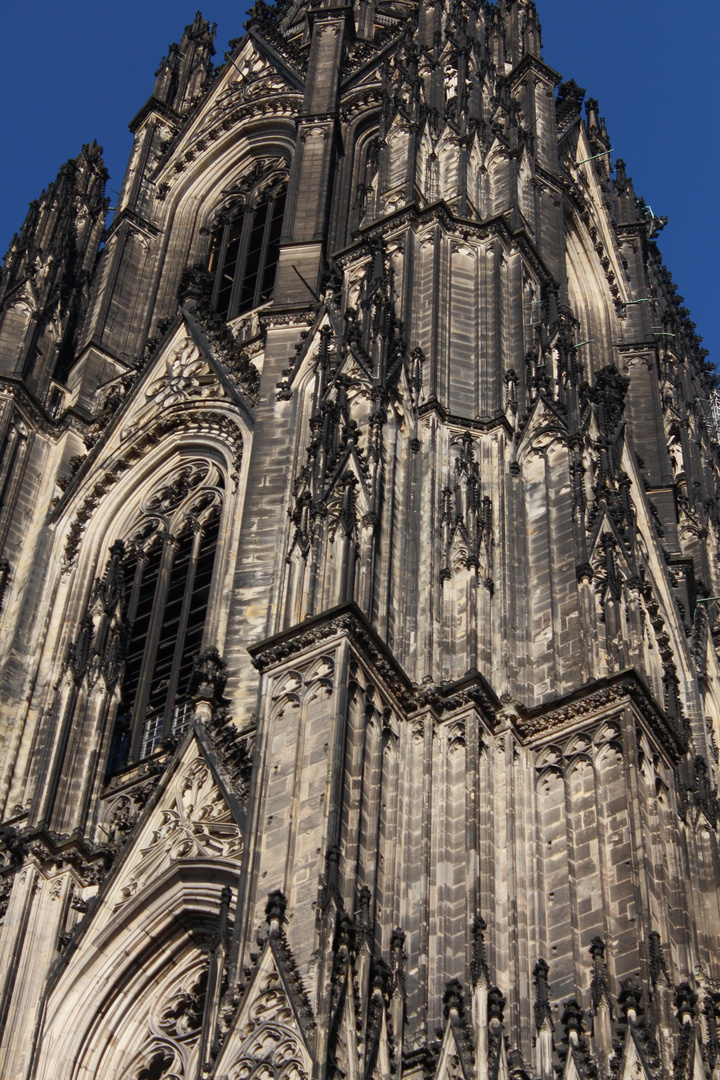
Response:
[1, 1, 717, 365]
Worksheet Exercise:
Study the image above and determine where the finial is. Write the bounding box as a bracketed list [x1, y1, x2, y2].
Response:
[265, 889, 287, 936]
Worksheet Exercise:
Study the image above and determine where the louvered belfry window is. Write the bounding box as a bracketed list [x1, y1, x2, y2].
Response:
[106, 461, 224, 775]
[207, 176, 286, 320]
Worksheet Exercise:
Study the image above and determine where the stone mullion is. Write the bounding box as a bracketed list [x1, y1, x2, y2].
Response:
[0, 428, 29, 555]
[512, 744, 533, 1062]
[399, 418, 421, 671]
[227, 211, 254, 320]
[465, 711, 481, 969]
[35, 678, 82, 828]
[620, 702, 654, 989]
[338, 673, 368, 912]
[161, 525, 203, 736]
[478, 727, 494, 972]
[542, 450, 563, 694]
[592, 741, 621, 991]
[562, 756, 585, 1012]
[506, 254, 524, 392]
[416, 717, 434, 1042]
[418, 416, 437, 682]
[373, 419, 397, 644]
[306, 517, 325, 619]
[314, 637, 351, 1054]
[377, 732, 400, 953]
[322, 637, 351, 875]
[466, 564, 479, 675]
[428, 225, 441, 403]
[504, 731, 522, 1052]
[490, 736, 510, 1000]
[129, 535, 178, 763]
[358, 703, 382, 903]
[52, 686, 109, 836]
[498, 247, 508, 419]
[524, 742, 543, 1061]
[645, 759, 672, 954]
[427, 729, 446, 1026]
[509, 465, 530, 701]
[85, 688, 122, 843]
[664, 789, 695, 978]
[0, 865, 39, 1057]
[487, 242, 502, 418]
[532, 758, 551, 981]
[228, 660, 283, 987]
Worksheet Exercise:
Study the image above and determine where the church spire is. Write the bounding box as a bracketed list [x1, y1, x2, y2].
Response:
[0, 142, 108, 391]
[152, 10, 216, 115]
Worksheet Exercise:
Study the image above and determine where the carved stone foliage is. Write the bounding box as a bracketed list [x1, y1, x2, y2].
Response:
[112, 755, 243, 908]
[677, 754, 720, 829]
[285, 242, 422, 576]
[440, 431, 493, 587]
[100, 782, 157, 847]
[144, 339, 219, 411]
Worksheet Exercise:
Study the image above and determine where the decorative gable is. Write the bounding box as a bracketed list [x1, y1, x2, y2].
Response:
[434, 1017, 474, 1080]
[211, 936, 315, 1080]
[91, 729, 244, 926]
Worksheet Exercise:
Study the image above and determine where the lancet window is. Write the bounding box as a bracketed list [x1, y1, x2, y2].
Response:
[106, 460, 224, 774]
[207, 168, 287, 320]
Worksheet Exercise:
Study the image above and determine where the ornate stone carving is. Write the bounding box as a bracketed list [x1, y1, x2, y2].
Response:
[144, 340, 218, 411]
[114, 757, 243, 907]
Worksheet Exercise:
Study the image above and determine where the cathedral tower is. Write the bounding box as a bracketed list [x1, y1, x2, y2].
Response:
[0, 4, 719, 1079]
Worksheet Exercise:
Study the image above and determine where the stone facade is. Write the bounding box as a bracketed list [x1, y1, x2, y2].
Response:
[0, 3, 718, 1079]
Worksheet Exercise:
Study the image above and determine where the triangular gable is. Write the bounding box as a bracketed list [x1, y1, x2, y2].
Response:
[489, 1028, 510, 1080]
[0, 276, 39, 313]
[364, 995, 392, 1080]
[54, 307, 248, 517]
[154, 37, 303, 183]
[79, 727, 245, 936]
[561, 1046, 583, 1080]
[691, 1032, 706, 1080]
[434, 1017, 473, 1080]
[107, 307, 243, 438]
[515, 394, 569, 461]
[211, 935, 315, 1080]
[277, 302, 344, 395]
[618, 1026, 655, 1080]
[329, 963, 359, 1080]
[588, 503, 635, 568]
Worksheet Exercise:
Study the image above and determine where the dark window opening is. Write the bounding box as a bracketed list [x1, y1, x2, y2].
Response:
[106, 511, 221, 775]
[208, 184, 286, 320]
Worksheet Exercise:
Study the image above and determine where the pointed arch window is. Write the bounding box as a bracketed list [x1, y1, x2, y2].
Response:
[207, 173, 286, 320]
[106, 460, 224, 775]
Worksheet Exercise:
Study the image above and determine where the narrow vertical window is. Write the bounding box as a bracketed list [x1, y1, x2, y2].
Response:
[105, 464, 224, 775]
[208, 179, 287, 320]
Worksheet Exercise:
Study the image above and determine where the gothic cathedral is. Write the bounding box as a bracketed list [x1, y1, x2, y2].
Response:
[0, 3, 718, 1079]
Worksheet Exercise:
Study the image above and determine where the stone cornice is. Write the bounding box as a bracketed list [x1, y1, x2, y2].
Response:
[0, 377, 91, 442]
[514, 668, 687, 762]
[128, 95, 181, 136]
[418, 397, 513, 438]
[504, 53, 562, 91]
[248, 602, 500, 720]
[334, 201, 555, 287]
[250, 611, 684, 760]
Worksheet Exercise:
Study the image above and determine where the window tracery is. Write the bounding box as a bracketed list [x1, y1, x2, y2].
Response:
[118, 963, 208, 1080]
[106, 459, 225, 773]
[207, 161, 287, 320]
